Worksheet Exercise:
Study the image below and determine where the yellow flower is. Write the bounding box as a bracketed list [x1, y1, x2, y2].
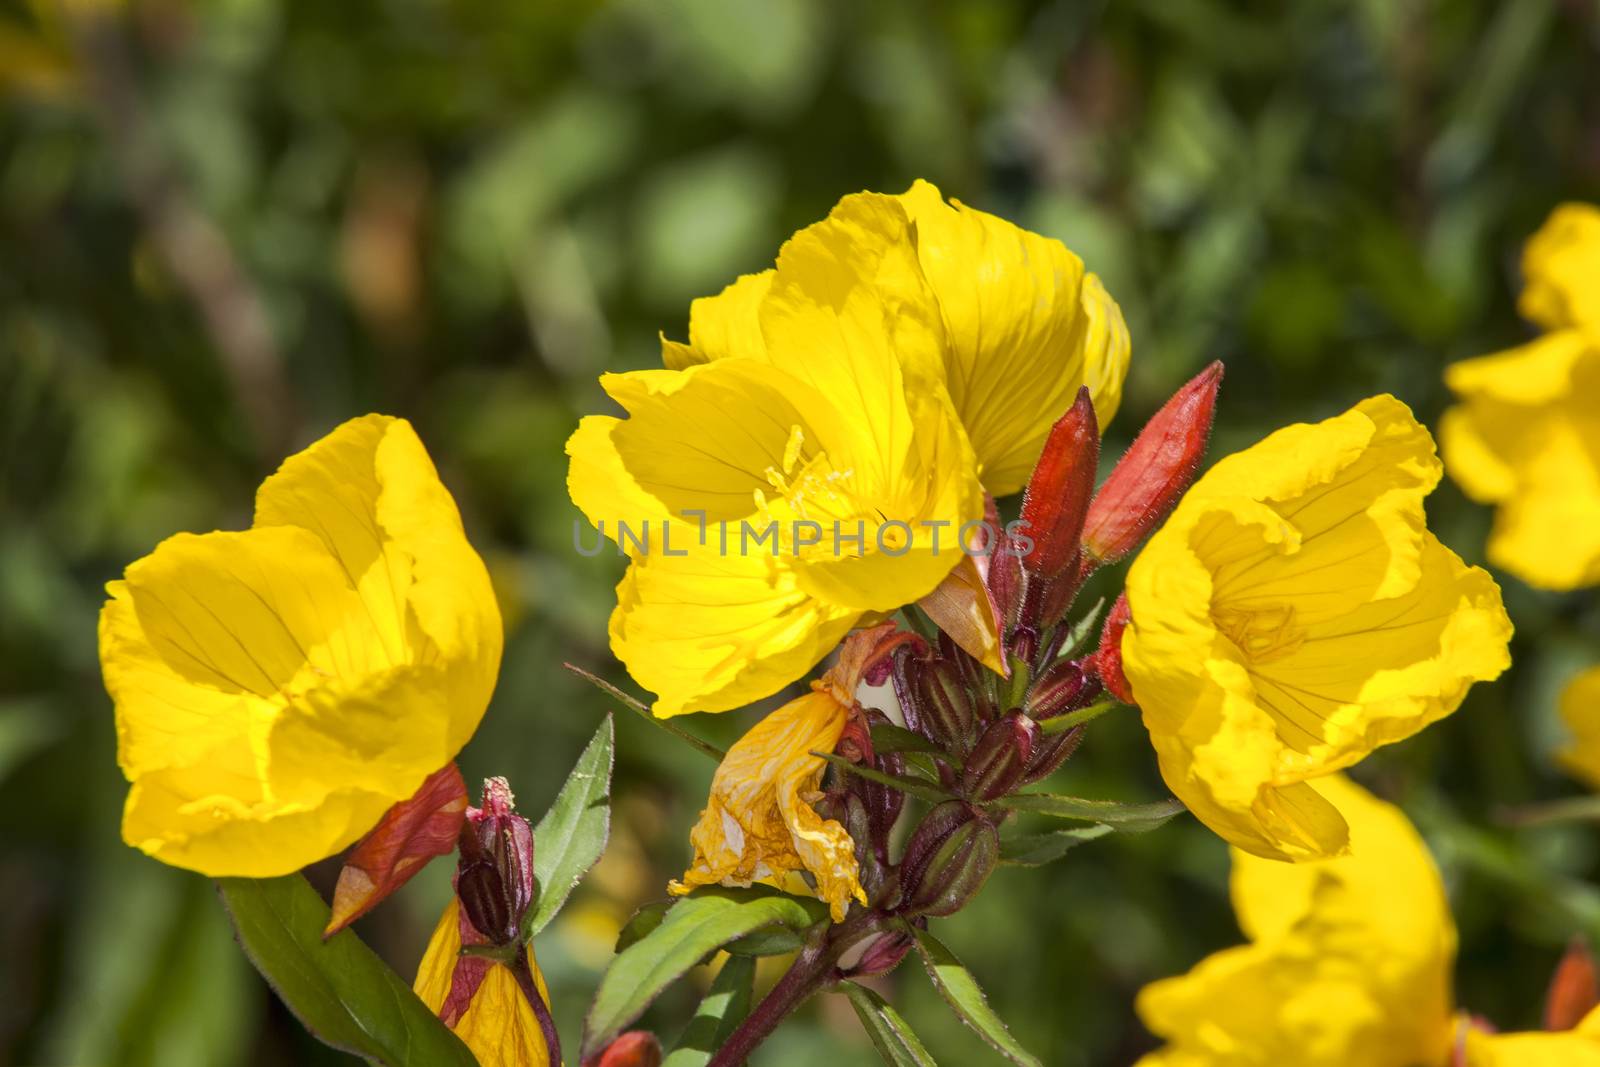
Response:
[414, 898, 553, 1067]
[1136, 776, 1457, 1067]
[100, 415, 502, 876]
[569, 181, 1129, 716]
[659, 179, 1131, 495]
[568, 193, 983, 716]
[669, 686, 865, 922]
[1440, 203, 1600, 591]
[1558, 666, 1600, 789]
[1122, 396, 1512, 861]
[1464, 1009, 1600, 1067]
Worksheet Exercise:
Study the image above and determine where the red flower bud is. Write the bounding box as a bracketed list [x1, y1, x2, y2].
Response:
[585, 1031, 663, 1067]
[1082, 361, 1222, 565]
[1545, 937, 1600, 1032]
[1092, 594, 1135, 704]
[1018, 388, 1099, 581]
[960, 713, 1037, 802]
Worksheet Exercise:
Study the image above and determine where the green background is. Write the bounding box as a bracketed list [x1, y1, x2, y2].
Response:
[3, 0, 1600, 1063]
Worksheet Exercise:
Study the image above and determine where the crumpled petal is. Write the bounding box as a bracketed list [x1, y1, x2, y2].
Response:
[1136, 776, 1456, 1067]
[896, 178, 1130, 495]
[1124, 395, 1512, 860]
[670, 689, 866, 921]
[100, 414, 502, 876]
[414, 898, 552, 1067]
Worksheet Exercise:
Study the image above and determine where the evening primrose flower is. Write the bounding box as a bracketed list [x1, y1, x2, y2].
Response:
[568, 194, 983, 716]
[1138, 776, 1600, 1067]
[1440, 203, 1600, 591]
[660, 179, 1131, 495]
[1558, 666, 1600, 789]
[1122, 396, 1512, 861]
[99, 415, 501, 876]
[414, 898, 552, 1067]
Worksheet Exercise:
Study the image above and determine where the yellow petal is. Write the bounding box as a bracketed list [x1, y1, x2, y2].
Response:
[415, 899, 552, 1067]
[1441, 331, 1600, 591]
[916, 554, 1007, 676]
[1559, 666, 1600, 789]
[1519, 202, 1600, 331]
[1124, 396, 1512, 860]
[1465, 1021, 1600, 1067]
[897, 179, 1130, 495]
[610, 547, 860, 718]
[101, 415, 501, 876]
[1137, 776, 1456, 1067]
[661, 269, 774, 368]
[670, 690, 866, 921]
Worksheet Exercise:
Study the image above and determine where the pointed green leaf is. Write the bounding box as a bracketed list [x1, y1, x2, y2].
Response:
[870, 721, 942, 755]
[584, 887, 828, 1056]
[662, 955, 756, 1067]
[527, 715, 615, 938]
[993, 793, 1185, 832]
[565, 663, 725, 761]
[914, 929, 1040, 1067]
[815, 752, 952, 804]
[999, 825, 1113, 866]
[842, 982, 939, 1067]
[218, 875, 476, 1067]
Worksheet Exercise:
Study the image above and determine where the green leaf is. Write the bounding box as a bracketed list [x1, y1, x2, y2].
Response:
[842, 982, 939, 1067]
[661, 955, 756, 1067]
[815, 752, 952, 804]
[994, 794, 1186, 832]
[584, 887, 828, 1056]
[1054, 597, 1105, 660]
[913, 930, 1040, 1067]
[565, 662, 725, 761]
[616, 900, 673, 953]
[527, 714, 615, 938]
[1035, 698, 1123, 736]
[999, 825, 1112, 866]
[869, 721, 942, 755]
[217, 875, 476, 1067]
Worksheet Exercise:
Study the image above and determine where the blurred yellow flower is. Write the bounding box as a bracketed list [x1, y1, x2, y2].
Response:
[100, 415, 502, 876]
[1122, 396, 1512, 861]
[1136, 776, 1456, 1067]
[568, 193, 982, 716]
[1440, 203, 1600, 591]
[669, 686, 865, 922]
[659, 179, 1131, 495]
[1140, 777, 1600, 1067]
[414, 898, 552, 1067]
[1558, 666, 1600, 789]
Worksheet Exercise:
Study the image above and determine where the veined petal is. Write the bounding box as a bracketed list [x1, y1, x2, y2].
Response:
[1519, 203, 1600, 331]
[1559, 666, 1600, 790]
[415, 899, 552, 1067]
[897, 179, 1131, 495]
[610, 547, 860, 717]
[670, 689, 866, 921]
[1137, 777, 1456, 1067]
[661, 269, 774, 369]
[1125, 396, 1511, 860]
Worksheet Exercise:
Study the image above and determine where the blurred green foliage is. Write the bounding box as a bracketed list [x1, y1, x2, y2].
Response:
[3, 0, 1600, 1063]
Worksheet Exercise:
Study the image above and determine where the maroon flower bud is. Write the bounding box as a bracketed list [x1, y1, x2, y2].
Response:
[1092, 594, 1135, 705]
[1021, 723, 1085, 785]
[960, 713, 1037, 802]
[847, 929, 916, 978]
[456, 777, 535, 946]
[584, 1030, 663, 1067]
[899, 801, 999, 918]
[1082, 361, 1222, 565]
[1025, 658, 1097, 720]
[817, 789, 892, 905]
[1018, 388, 1099, 581]
[916, 657, 977, 755]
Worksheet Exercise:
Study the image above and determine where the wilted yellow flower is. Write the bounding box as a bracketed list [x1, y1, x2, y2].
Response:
[569, 193, 983, 716]
[1140, 777, 1600, 1067]
[1440, 203, 1600, 591]
[1122, 395, 1512, 861]
[1558, 666, 1600, 789]
[414, 898, 552, 1067]
[100, 415, 502, 876]
[1137, 776, 1456, 1067]
[570, 182, 1129, 716]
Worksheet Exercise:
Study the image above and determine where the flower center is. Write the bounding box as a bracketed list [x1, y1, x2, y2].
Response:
[1212, 602, 1306, 665]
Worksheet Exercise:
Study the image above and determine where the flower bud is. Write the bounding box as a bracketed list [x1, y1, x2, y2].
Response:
[817, 789, 892, 905]
[584, 1030, 663, 1067]
[1545, 937, 1599, 1032]
[1021, 723, 1085, 785]
[1018, 387, 1099, 581]
[917, 657, 977, 754]
[1092, 595, 1134, 704]
[1025, 658, 1097, 720]
[960, 713, 1037, 802]
[1082, 361, 1221, 565]
[456, 777, 535, 946]
[847, 929, 917, 978]
[900, 802, 999, 918]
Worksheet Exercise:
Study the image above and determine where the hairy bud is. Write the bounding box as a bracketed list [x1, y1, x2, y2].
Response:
[1018, 388, 1099, 581]
[961, 713, 1037, 802]
[917, 657, 977, 754]
[1092, 594, 1135, 705]
[1545, 938, 1600, 1032]
[456, 777, 535, 946]
[1082, 361, 1222, 565]
[900, 805, 999, 919]
[584, 1031, 663, 1067]
[1026, 658, 1097, 720]
[848, 929, 917, 978]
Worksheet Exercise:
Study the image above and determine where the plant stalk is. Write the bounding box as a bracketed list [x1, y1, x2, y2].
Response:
[509, 952, 563, 1066]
